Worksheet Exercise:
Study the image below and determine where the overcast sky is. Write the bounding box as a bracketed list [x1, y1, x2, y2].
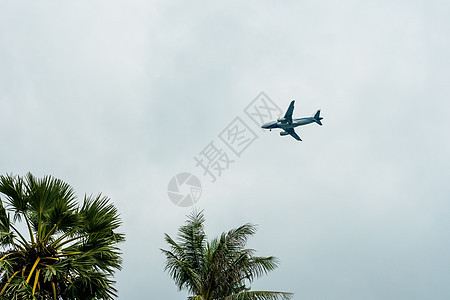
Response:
[1, 1, 449, 299]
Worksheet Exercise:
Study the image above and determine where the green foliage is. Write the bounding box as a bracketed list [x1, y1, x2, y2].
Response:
[162, 210, 293, 300]
[0, 173, 124, 299]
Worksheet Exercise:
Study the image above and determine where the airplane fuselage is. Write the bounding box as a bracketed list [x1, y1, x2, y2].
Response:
[262, 117, 316, 130]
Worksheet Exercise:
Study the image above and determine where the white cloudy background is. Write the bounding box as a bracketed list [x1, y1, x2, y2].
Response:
[1, 1, 449, 299]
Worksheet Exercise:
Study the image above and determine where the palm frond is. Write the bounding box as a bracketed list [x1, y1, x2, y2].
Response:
[0, 199, 14, 248]
[224, 290, 294, 300]
[0, 175, 27, 221]
[162, 209, 293, 300]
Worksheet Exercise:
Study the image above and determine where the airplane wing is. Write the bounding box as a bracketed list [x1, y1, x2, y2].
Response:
[285, 128, 302, 141]
[283, 100, 295, 124]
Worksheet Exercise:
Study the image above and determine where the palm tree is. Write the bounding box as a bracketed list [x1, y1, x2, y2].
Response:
[161, 210, 293, 300]
[0, 173, 124, 300]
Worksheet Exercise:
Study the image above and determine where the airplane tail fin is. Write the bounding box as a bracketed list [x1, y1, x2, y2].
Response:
[313, 110, 323, 126]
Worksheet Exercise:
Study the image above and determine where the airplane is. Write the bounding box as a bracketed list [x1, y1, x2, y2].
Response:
[261, 100, 323, 141]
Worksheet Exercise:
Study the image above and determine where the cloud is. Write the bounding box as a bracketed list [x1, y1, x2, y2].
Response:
[1, 1, 449, 299]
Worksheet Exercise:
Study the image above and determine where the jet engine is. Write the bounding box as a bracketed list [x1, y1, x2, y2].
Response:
[277, 117, 287, 123]
[280, 131, 289, 136]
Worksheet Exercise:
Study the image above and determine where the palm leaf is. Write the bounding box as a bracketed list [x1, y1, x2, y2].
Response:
[224, 291, 293, 300]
